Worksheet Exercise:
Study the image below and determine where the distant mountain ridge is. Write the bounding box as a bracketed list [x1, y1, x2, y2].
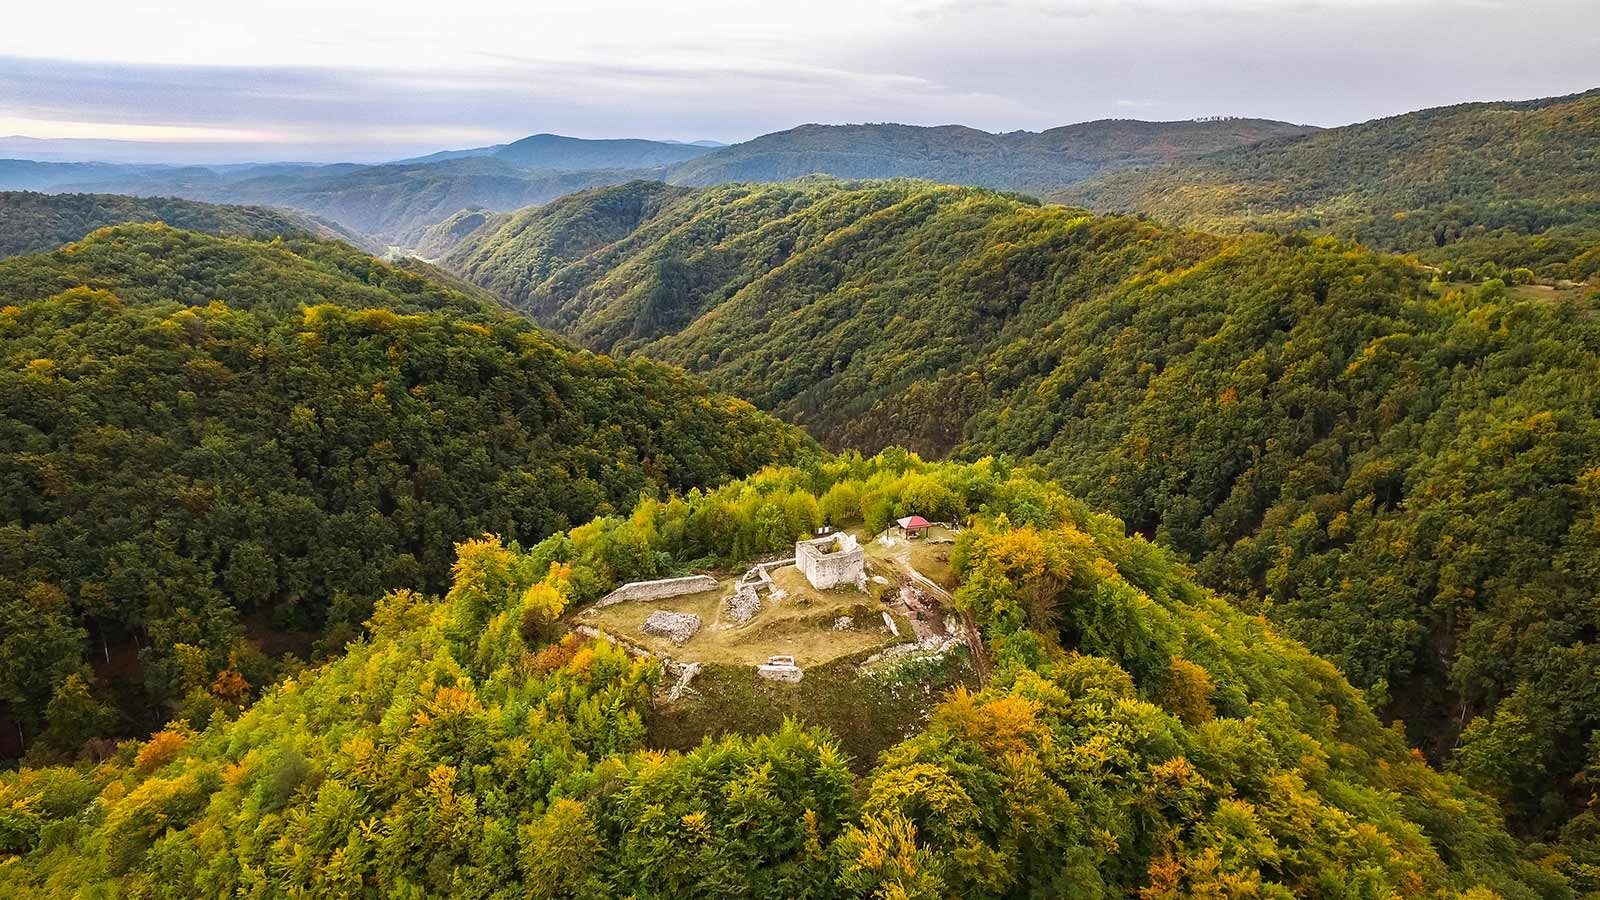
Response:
[0, 158, 167, 192]
[35, 157, 659, 246]
[0, 118, 1314, 245]
[1056, 87, 1600, 279]
[667, 118, 1317, 194]
[495, 133, 716, 169]
[391, 133, 718, 169]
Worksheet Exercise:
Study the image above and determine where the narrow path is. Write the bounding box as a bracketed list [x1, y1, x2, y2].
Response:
[869, 532, 990, 687]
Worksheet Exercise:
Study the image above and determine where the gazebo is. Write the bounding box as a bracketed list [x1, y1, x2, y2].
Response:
[896, 515, 932, 539]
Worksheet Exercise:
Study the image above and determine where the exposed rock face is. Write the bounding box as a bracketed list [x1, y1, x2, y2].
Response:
[859, 635, 964, 678]
[833, 616, 854, 630]
[641, 610, 702, 644]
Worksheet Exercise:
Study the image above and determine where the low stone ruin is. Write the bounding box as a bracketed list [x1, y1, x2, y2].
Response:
[757, 655, 804, 682]
[665, 661, 702, 702]
[795, 533, 865, 590]
[595, 574, 718, 608]
[641, 610, 702, 644]
[724, 585, 763, 625]
[724, 558, 791, 625]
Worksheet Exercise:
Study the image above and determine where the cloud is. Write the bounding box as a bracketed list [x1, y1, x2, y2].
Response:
[0, 116, 280, 143]
[3, 0, 1597, 162]
[0, 53, 1045, 159]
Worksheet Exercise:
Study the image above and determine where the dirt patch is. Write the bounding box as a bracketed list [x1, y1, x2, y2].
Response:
[575, 565, 903, 667]
[863, 526, 959, 589]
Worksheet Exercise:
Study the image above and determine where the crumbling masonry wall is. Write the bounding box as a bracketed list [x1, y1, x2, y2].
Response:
[594, 574, 718, 608]
[795, 534, 865, 590]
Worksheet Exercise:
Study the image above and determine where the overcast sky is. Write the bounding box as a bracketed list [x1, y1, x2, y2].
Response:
[4, 0, 1598, 163]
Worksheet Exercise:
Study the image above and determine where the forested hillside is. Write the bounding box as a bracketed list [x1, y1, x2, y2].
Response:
[0, 224, 808, 754]
[437, 178, 1214, 444]
[1058, 89, 1600, 280]
[0, 192, 373, 258]
[438, 178, 1600, 840]
[411, 208, 502, 259]
[666, 118, 1315, 195]
[53, 158, 660, 246]
[0, 454, 1576, 897]
[0, 118, 1308, 248]
[0, 160, 161, 192]
[434, 180, 695, 293]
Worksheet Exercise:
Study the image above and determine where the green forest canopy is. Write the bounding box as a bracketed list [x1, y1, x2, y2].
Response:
[33, 160, 660, 247]
[3, 117, 1311, 248]
[663, 118, 1316, 195]
[436, 177, 1600, 840]
[0, 192, 375, 259]
[0, 453, 1581, 898]
[1055, 89, 1600, 282]
[0, 223, 809, 748]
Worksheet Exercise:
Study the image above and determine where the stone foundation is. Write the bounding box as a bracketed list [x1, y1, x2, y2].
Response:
[642, 610, 702, 644]
[595, 574, 718, 608]
[757, 655, 804, 682]
[795, 534, 865, 590]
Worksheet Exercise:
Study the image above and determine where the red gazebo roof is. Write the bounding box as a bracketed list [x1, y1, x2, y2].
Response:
[896, 515, 932, 530]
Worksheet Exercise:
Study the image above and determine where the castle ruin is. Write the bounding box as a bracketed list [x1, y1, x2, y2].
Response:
[795, 533, 865, 590]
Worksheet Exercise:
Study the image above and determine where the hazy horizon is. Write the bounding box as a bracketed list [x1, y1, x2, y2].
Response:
[7, 0, 1600, 165]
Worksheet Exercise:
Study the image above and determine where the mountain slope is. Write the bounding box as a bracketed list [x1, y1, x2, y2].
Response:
[439, 178, 1600, 837]
[410, 207, 501, 259]
[0, 135, 697, 247]
[0, 191, 374, 257]
[0, 159, 164, 192]
[435, 180, 695, 296]
[0, 454, 1569, 897]
[440, 178, 1223, 438]
[226, 158, 656, 245]
[665, 118, 1316, 194]
[493, 133, 714, 169]
[0, 118, 1311, 247]
[52, 157, 661, 246]
[0, 223, 809, 750]
[1057, 89, 1600, 279]
[393, 132, 716, 169]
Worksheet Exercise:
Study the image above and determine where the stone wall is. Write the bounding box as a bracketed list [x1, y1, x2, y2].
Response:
[795, 534, 865, 590]
[757, 655, 804, 682]
[594, 574, 718, 608]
